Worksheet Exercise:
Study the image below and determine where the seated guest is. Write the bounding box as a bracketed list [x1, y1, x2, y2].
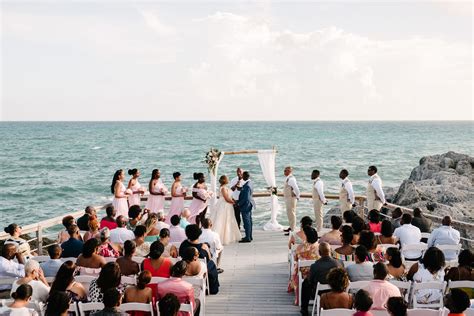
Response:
[50, 261, 87, 302]
[199, 218, 223, 266]
[445, 288, 471, 316]
[157, 261, 200, 316]
[347, 246, 374, 281]
[411, 208, 432, 233]
[61, 224, 84, 258]
[180, 208, 192, 228]
[89, 262, 123, 303]
[391, 208, 402, 229]
[110, 215, 135, 244]
[364, 262, 401, 310]
[100, 205, 118, 230]
[40, 244, 63, 277]
[155, 211, 170, 231]
[58, 216, 76, 244]
[124, 270, 152, 304]
[4, 223, 35, 260]
[159, 228, 179, 258]
[428, 216, 461, 261]
[353, 289, 373, 316]
[127, 205, 143, 231]
[445, 249, 474, 298]
[141, 241, 173, 278]
[45, 291, 71, 316]
[116, 240, 140, 276]
[98, 227, 120, 258]
[181, 247, 206, 278]
[91, 288, 123, 316]
[158, 293, 181, 316]
[288, 226, 319, 305]
[351, 216, 367, 245]
[386, 297, 408, 316]
[320, 267, 353, 309]
[319, 216, 342, 245]
[377, 220, 397, 245]
[393, 213, 422, 260]
[343, 210, 357, 224]
[334, 225, 355, 258]
[300, 242, 343, 315]
[411, 247, 445, 305]
[11, 260, 50, 303]
[144, 213, 160, 242]
[76, 238, 106, 269]
[359, 231, 384, 262]
[169, 215, 187, 244]
[133, 225, 151, 257]
[0, 284, 37, 316]
[368, 210, 382, 233]
[0, 243, 25, 291]
[288, 216, 313, 249]
[385, 248, 406, 280]
[83, 218, 100, 242]
[77, 206, 97, 231]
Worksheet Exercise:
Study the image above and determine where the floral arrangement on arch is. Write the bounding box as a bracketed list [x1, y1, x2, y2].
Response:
[204, 148, 222, 175]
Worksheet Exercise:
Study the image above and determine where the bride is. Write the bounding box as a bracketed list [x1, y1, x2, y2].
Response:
[211, 175, 241, 245]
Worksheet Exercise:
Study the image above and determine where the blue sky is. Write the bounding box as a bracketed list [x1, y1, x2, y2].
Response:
[1, 1, 472, 120]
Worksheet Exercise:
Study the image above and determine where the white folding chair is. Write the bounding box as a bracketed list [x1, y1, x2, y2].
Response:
[289, 244, 298, 277]
[311, 283, 331, 316]
[436, 244, 462, 262]
[120, 302, 154, 316]
[68, 302, 79, 315]
[347, 280, 370, 293]
[78, 302, 104, 316]
[132, 256, 146, 264]
[156, 301, 194, 316]
[408, 308, 442, 316]
[379, 244, 399, 250]
[183, 277, 206, 316]
[297, 259, 315, 307]
[198, 257, 210, 295]
[412, 281, 447, 309]
[75, 275, 96, 296]
[62, 257, 77, 263]
[121, 275, 137, 285]
[104, 257, 117, 263]
[31, 255, 51, 262]
[420, 233, 431, 240]
[447, 280, 474, 292]
[0, 277, 18, 287]
[371, 310, 390, 316]
[389, 280, 412, 301]
[320, 308, 355, 316]
[401, 244, 427, 261]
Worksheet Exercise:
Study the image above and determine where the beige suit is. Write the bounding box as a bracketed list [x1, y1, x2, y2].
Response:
[339, 182, 352, 215]
[312, 181, 324, 231]
[367, 174, 383, 211]
[284, 178, 297, 231]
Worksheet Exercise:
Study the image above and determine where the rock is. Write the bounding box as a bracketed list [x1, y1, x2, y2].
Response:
[456, 160, 472, 175]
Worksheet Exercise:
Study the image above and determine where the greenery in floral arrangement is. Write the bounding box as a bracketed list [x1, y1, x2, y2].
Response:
[204, 148, 222, 175]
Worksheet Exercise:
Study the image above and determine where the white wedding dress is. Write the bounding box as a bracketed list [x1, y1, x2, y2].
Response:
[211, 186, 241, 245]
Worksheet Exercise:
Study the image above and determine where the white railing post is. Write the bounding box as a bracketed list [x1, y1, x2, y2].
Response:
[36, 225, 43, 255]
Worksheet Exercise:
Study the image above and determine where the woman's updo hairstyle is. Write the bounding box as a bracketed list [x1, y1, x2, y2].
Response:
[219, 175, 228, 186]
[128, 169, 138, 176]
[136, 270, 152, 290]
[303, 226, 318, 244]
[148, 241, 165, 260]
[11, 284, 33, 300]
[193, 172, 204, 180]
[173, 172, 181, 179]
[4, 223, 18, 235]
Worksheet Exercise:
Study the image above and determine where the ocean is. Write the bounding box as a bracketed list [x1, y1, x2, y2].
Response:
[1, 121, 472, 229]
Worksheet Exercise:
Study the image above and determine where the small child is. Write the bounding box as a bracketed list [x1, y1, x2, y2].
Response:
[445, 289, 471, 316]
[353, 289, 373, 316]
[386, 297, 408, 316]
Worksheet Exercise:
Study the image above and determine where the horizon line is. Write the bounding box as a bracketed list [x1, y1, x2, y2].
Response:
[1, 119, 473, 123]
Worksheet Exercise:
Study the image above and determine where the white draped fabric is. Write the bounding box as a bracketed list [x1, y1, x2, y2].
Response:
[258, 150, 283, 231]
[209, 152, 225, 213]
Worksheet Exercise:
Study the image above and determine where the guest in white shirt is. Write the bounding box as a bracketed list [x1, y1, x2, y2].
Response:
[155, 211, 170, 231]
[347, 246, 374, 281]
[311, 169, 327, 231]
[339, 169, 356, 215]
[0, 243, 25, 291]
[10, 260, 50, 304]
[109, 215, 135, 244]
[40, 244, 63, 277]
[230, 167, 244, 229]
[283, 166, 300, 234]
[199, 218, 224, 267]
[169, 214, 187, 244]
[427, 216, 461, 260]
[393, 213, 422, 260]
[367, 166, 387, 211]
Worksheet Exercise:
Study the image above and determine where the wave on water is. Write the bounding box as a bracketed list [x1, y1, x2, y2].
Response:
[92, 146, 102, 150]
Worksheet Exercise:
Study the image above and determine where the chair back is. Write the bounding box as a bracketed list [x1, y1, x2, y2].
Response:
[389, 280, 412, 301]
[379, 244, 399, 250]
[347, 280, 370, 292]
[132, 256, 146, 264]
[412, 281, 447, 309]
[407, 308, 442, 316]
[31, 255, 50, 262]
[320, 308, 354, 316]
[120, 302, 154, 315]
[401, 244, 427, 261]
[104, 257, 117, 263]
[371, 310, 390, 316]
[75, 275, 96, 296]
[78, 302, 104, 316]
[121, 275, 137, 286]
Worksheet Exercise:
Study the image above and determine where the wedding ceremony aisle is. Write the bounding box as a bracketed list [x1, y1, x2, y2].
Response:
[206, 230, 300, 315]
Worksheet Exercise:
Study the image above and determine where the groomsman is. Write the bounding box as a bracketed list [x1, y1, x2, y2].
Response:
[339, 169, 356, 215]
[311, 170, 327, 231]
[230, 167, 244, 229]
[367, 165, 387, 210]
[283, 166, 300, 234]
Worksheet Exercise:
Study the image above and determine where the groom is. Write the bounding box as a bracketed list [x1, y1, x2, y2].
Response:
[238, 171, 255, 243]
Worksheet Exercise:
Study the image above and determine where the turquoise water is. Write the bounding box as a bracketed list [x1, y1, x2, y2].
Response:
[1, 121, 472, 228]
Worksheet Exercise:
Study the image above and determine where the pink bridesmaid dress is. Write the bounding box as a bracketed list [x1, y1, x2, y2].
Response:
[167, 185, 186, 223]
[146, 179, 167, 213]
[112, 182, 129, 218]
[188, 188, 210, 224]
[128, 180, 142, 206]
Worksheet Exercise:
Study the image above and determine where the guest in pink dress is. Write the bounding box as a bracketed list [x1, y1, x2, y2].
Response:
[167, 172, 187, 224]
[128, 169, 145, 207]
[111, 169, 131, 218]
[188, 172, 212, 225]
[145, 169, 168, 214]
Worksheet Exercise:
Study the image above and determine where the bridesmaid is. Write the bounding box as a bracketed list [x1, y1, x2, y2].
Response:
[188, 172, 212, 225]
[128, 168, 145, 207]
[167, 172, 188, 223]
[145, 169, 168, 213]
[111, 169, 130, 218]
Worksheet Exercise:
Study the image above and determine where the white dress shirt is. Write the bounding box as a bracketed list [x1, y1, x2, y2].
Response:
[286, 175, 301, 199]
[199, 228, 223, 258]
[11, 279, 50, 303]
[369, 174, 386, 203]
[169, 225, 187, 244]
[427, 225, 461, 260]
[0, 257, 25, 290]
[341, 178, 355, 204]
[156, 221, 170, 232]
[229, 177, 244, 201]
[40, 259, 63, 277]
[313, 178, 326, 203]
[109, 227, 135, 244]
[393, 224, 422, 259]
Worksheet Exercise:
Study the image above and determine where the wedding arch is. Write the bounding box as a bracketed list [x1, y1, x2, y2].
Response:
[204, 147, 283, 231]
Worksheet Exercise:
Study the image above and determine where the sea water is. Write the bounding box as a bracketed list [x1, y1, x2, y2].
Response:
[1, 121, 472, 228]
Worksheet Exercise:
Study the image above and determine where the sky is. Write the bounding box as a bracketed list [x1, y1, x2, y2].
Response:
[1, 0, 473, 121]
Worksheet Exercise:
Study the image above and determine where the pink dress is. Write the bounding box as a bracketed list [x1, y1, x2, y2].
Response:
[167, 184, 186, 224]
[128, 179, 142, 206]
[188, 188, 210, 223]
[112, 182, 129, 217]
[146, 179, 167, 213]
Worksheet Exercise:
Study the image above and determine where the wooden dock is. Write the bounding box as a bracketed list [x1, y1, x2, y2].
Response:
[206, 229, 300, 316]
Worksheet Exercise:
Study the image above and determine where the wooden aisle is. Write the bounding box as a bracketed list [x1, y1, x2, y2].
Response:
[206, 230, 300, 315]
